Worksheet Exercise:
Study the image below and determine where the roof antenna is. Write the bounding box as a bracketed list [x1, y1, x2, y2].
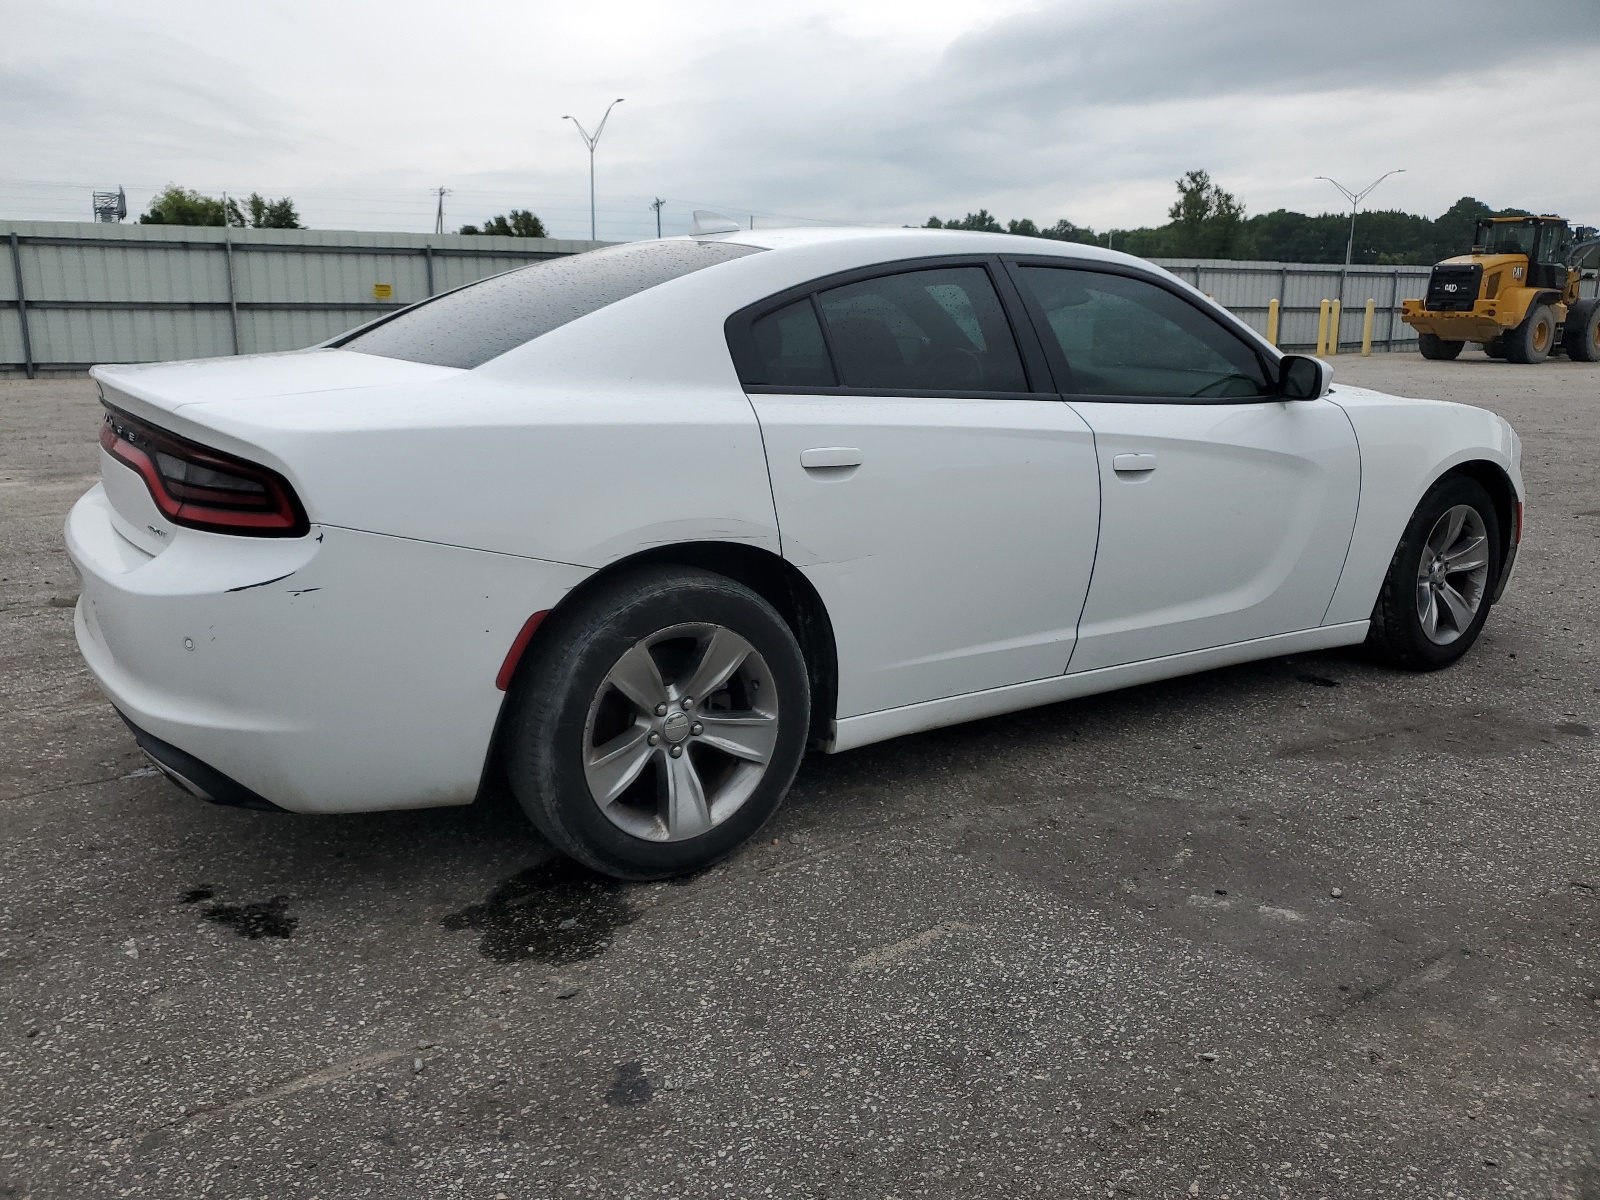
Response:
[691, 210, 741, 236]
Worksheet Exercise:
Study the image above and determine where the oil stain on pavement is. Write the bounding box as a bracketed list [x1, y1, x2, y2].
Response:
[198, 896, 298, 939]
[440, 858, 637, 963]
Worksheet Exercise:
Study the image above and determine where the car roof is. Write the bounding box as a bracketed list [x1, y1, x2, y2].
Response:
[711, 224, 1139, 268]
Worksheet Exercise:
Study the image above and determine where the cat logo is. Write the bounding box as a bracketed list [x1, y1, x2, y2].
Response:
[1443, 283, 1459, 293]
[1512, 266, 1525, 281]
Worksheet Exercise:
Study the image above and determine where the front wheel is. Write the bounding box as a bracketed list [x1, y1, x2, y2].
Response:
[1505, 304, 1556, 363]
[1418, 333, 1464, 361]
[1367, 475, 1501, 671]
[504, 566, 810, 880]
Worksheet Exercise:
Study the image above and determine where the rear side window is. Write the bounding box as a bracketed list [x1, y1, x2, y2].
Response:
[750, 299, 836, 388]
[336, 239, 763, 369]
[1016, 266, 1269, 399]
[817, 266, 1028, 393]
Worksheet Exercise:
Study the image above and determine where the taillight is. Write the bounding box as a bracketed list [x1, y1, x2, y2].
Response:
[1513, 501, 1523, 545]
[99, 405, 309, 537]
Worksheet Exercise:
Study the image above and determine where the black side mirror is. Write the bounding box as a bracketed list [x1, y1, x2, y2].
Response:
[1279, 354, 1331, 400]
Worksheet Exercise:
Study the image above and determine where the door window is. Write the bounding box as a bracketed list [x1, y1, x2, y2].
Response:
[816, 266, 1029, 393]
[1016, 266, 1270, 399]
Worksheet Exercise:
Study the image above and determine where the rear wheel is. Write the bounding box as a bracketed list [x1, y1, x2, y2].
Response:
[504, 566, 810, 880]
[1418, 333, 1464, 361]
[1367, 475, 1501, 671]
[1562, 298, 1600, 362]
[1505, 303, 1556, 363]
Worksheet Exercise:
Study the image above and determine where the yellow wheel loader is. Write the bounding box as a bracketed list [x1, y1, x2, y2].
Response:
[1400, 216, 1600, 363]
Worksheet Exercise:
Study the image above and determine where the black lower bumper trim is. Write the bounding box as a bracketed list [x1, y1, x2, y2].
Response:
[116, 711, 285, 812]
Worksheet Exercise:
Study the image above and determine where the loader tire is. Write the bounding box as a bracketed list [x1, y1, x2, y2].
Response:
[1482, 337, 1508, 360]
[1419, 333, 1464, 361]
[1505, 304, 1556, 363]
[1562, 298, 1600, 362]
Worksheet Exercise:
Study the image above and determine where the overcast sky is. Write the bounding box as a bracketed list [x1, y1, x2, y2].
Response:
[5, 0, 1600, 240]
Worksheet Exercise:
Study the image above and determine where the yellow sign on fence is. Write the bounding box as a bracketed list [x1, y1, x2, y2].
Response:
[373, 283, 393, 300]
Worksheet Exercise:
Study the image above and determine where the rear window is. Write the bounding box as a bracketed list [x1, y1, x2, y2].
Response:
[334, 239, 763, 369]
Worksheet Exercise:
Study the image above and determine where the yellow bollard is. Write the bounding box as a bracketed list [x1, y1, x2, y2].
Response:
[1362, 298, 1376, 356]
[1316, 299, 1331, 356]
[1328, 299, 1342, 355]
[1266, 298, 1280, 346]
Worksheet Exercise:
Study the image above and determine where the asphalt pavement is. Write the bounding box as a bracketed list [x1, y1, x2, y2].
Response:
[1, 350, 1597, 1199]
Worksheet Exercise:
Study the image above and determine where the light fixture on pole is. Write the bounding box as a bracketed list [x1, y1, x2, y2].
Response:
[563, 99, 624, 242]
[1316, 169, 1405, 266]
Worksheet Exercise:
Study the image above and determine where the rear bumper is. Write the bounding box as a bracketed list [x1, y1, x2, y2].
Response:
[67, 484, 590, 814]
[117, 710, 284, 811]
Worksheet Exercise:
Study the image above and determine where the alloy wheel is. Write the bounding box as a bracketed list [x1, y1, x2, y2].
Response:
[1414, 504, 1490, 645]
[582, 622, 780, 841]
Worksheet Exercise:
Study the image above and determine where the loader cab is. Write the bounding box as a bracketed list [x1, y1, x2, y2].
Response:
[1473, 217, 1571, 289]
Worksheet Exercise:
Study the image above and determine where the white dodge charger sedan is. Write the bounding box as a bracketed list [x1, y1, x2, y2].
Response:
[67, 226, 1523, 878]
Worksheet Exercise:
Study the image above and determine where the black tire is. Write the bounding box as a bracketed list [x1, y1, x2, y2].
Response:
[1367, 474, 1502, 671]
[1418, 333, 1464, 361]
[503, 566, 810, 880]
[1482, 337, 1508, 360]
[1562, 298, 1600, 362]
[1504, 303, 1556, 363]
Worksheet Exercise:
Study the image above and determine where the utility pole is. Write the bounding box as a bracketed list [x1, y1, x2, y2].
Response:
[1316, 169, 1405, 265]
[651, 197, 665, 238]
[563, 99, 624, 241]
[433, 187, 451, 236]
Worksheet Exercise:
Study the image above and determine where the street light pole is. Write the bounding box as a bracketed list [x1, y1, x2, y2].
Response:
[1316, 169, 1405, 266]
[563, 99, 624, 242]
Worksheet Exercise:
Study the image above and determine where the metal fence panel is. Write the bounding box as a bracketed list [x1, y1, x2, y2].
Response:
[1151, 259, 1433, 351]
[8, 224, 1586, 377]
[0, 221, 602, 376]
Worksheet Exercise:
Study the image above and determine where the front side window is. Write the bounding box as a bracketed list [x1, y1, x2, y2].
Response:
[815, 266, 1029, 393]
[1016, 266, 1270, 399]
[1535, 223, 1570, 265]
[336, 239, 763, 369]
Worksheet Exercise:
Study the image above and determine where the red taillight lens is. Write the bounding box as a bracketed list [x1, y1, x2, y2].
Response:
[1513, 501, 1524, 545]
[99, 405, 309, 537]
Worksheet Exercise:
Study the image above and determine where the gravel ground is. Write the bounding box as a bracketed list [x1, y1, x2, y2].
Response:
[1, 351, 1596, 1199]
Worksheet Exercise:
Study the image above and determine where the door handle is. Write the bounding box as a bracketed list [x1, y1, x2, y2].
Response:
[801, 447, 863, 470]
[1112, 453, 1157, 474]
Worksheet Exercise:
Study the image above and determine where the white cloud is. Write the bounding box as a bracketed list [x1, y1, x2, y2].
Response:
[3, 0, 1598, 239]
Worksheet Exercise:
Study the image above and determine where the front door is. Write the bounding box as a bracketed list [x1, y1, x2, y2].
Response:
[737, 262, 1103, 718]
[1008, 262, 1361, 673]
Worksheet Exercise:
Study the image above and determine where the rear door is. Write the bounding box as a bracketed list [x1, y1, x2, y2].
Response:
[730, 259, 1103, 719]
[1007, 261, 1361, 674]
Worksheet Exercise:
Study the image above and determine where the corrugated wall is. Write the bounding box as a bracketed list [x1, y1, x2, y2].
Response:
[1152, 259, 1432, 350]
[10, 224, 1592, 375]
[1, 221, 604, 375]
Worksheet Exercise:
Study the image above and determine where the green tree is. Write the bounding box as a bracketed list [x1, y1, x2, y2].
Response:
[1037, 217, 1100, 245]
[139, 185, 227, 226]
[461, 208, 547, 237]
[1167, 170, 1245, 257]
[222, 192, 303, 229]
[926, 209, 1004, 233]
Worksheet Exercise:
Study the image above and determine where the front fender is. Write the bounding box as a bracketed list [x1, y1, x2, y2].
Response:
[1322, 387, 1522, 625]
